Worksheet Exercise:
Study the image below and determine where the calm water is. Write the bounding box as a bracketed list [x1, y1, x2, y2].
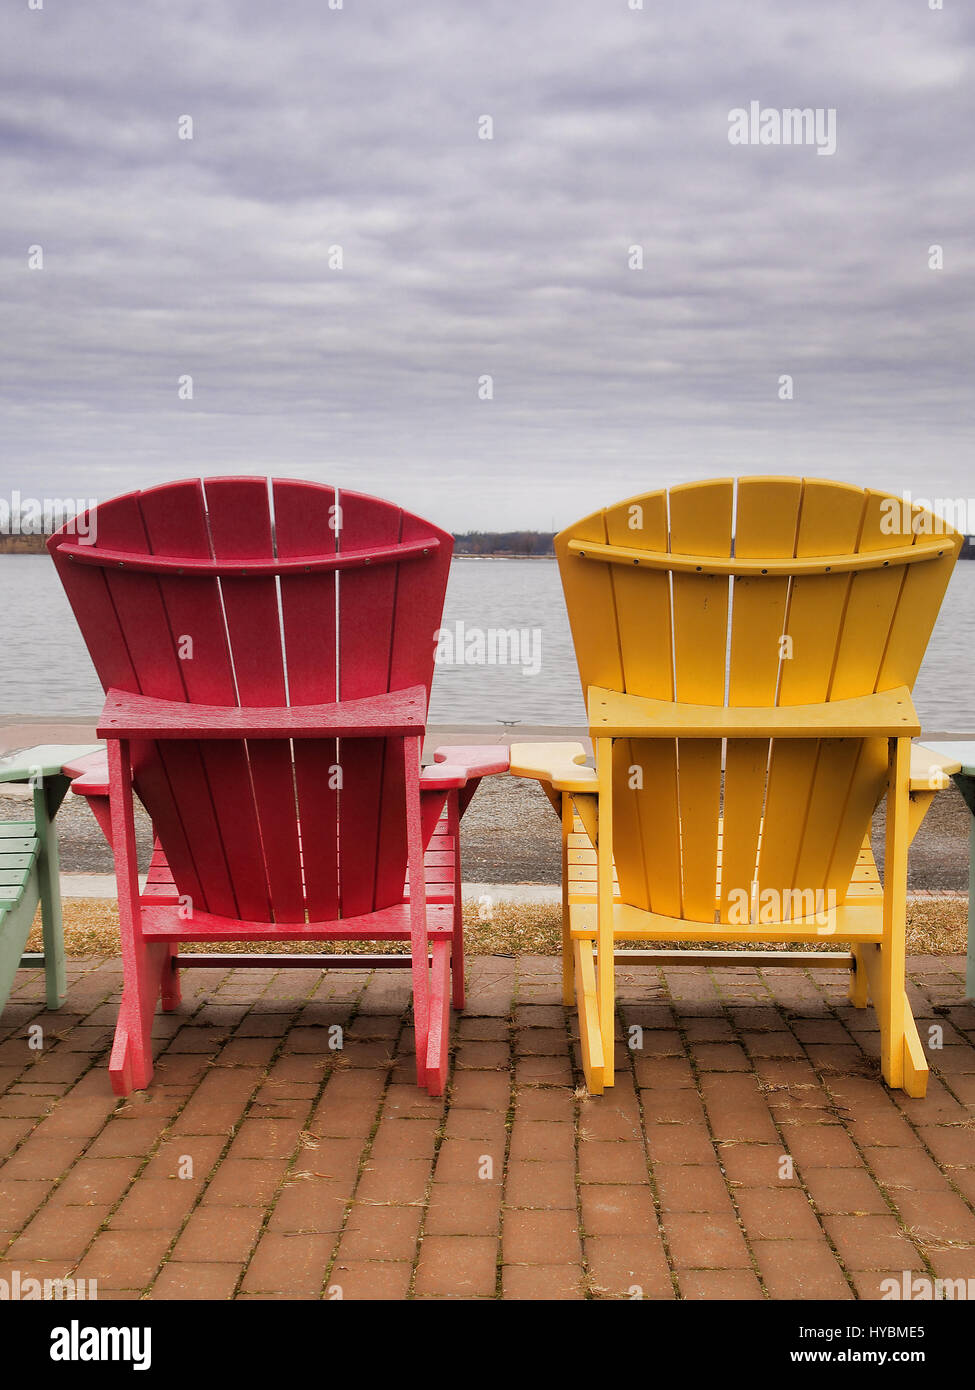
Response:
[2, 556, 972, 729]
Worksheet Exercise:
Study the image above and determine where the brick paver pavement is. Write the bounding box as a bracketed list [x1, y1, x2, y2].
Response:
[1, 953, 973, 1300]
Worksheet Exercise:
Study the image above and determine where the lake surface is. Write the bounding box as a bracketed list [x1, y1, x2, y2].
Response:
[2, 556, 972, 730]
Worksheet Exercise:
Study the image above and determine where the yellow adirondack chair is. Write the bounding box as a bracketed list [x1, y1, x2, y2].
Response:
[511, 478, 962, 1097]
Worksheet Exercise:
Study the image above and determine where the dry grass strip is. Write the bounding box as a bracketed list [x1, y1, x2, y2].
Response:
[25, 894, 968, 959]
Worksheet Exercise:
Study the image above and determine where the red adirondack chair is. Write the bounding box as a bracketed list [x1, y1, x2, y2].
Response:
[49, 478, 507, 1096]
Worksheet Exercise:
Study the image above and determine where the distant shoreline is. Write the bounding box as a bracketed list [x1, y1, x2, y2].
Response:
[0, 536, 49, 554]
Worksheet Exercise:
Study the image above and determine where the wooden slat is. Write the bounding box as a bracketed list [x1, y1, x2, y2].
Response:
[99, 686, 426, 739]
[0, 871, 34, 897]
[47, 499, 140, 693]
[376, 505, 452, 910]
[670, 480, 734, 921]
[603, 490, 673, 699]
[830, 491, 913, 702]
[569, 898, 883, 944]
[826, 737, 890, 903]
[138, 480, 271, 921]
[140, 899, 454, 941]
[728, 477, 802, 705]
[336, 490, 403, 701]
[205, 477, 304, 922]
[817, 492, 914, 901]
[337, 491, 402, 917]
[777, 480, 865, 706]
[587, 684, 918, 738]
[879, 499, 962, 690]
[628, 738, 681, 916]
[606, 949, 854, 969]
[52, 494, 199, 909]
[719, 739, 768, 924]
[274, 482, 340, 922]
[387, 506, 453, 697]
[96, 489, 220, 915]
[566, 537, 948, 577]
[723, 479, 798, 922]
[792, 738, 861, 906]
[757, 480, 865, 909]
[179, 953, 422, 969]
[606, 740, 648, 911]
[670, 480, 734, 706]
[555, 506, 623, 695]
[603, 491, 672, 912]
[58, 537, 439, 575]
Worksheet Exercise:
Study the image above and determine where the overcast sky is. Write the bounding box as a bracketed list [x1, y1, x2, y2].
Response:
[1, 0, 972, 531]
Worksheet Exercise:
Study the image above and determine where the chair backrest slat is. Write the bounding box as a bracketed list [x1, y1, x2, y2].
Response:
[721, 478, 802, 921]
[669, 481, 733, 921]
[138, 480, 271, 921]
[879, 499, 959, 691]
[94, 489, 241, 916]
[557, 508, 624, 694]
[602, 491, 673, 913]
[203, 478, 305, 922]
[273, 480, 340, 921]
[376, 507, 454, 909]
[752, 481, 863, 917]
[335, 491, 405, 917]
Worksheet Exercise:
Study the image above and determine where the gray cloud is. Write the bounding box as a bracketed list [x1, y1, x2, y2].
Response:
[1, 0, 972, 530]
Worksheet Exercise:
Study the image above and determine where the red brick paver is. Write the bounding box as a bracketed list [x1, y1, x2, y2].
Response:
[0, 951, 973, 1299]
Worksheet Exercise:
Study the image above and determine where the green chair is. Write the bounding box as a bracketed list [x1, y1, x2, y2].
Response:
[0, 744, 101, 1015]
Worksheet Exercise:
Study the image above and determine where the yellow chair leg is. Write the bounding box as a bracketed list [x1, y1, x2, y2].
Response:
[878, 738, 911, 1092]
[849, 944, 870, 1007]
[561, 793, 574, 1007]
[596, 738, 615, 1088]
[574, 939, 604, 1094]
[902, 1004, 929, 1098]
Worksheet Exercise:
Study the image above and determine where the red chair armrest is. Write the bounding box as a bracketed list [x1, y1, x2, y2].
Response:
[62, 749, 109, 797]
[420, 745, 510, 790]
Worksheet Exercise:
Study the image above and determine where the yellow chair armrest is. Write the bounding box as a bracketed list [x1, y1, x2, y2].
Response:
[911, 744, 962, 792]
[509, 742, 597, 793]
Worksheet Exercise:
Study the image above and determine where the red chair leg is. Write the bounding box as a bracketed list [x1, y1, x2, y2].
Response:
[448, 795, 465, 1010]
[108, 940, 171, 1095]
[106, 740, 168, 1096]
[425, 938, 451, 1096]
[160, 944, 181, 1011]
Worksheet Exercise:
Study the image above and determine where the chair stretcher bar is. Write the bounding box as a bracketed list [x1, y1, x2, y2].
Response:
[603, 949, 855, 969]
